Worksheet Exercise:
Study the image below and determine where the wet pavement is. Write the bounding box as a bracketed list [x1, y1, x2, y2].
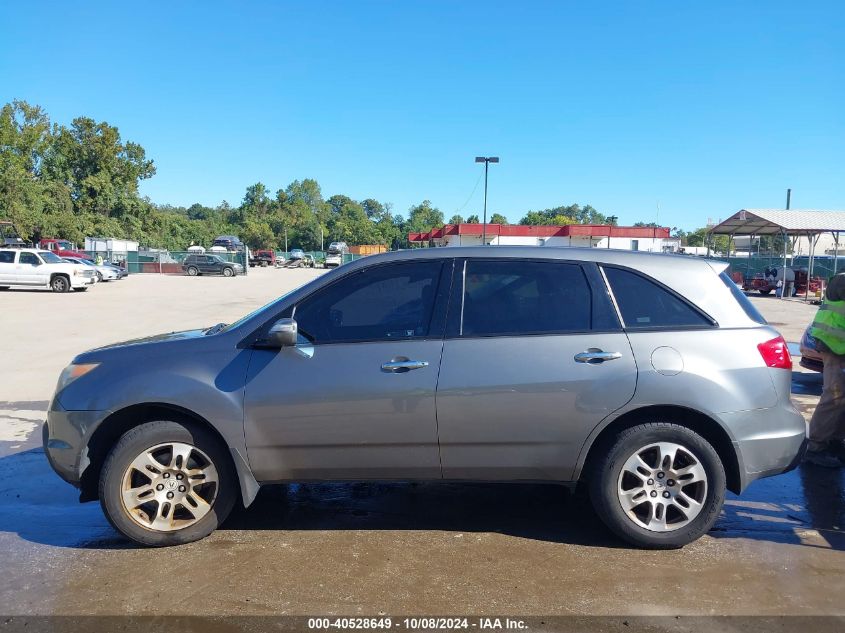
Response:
[0, 276, 843, 618]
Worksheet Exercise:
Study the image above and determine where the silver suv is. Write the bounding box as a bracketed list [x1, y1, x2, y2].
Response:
[44, 247, 806, 548]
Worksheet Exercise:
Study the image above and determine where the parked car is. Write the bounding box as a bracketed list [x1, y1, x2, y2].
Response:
[289, 248, 305, 260]
[0, 248, 96, 292]
[62, 256, 119, 282]
[799, 324, 823, 372]
[44, 247, 805, 548]
[325, 241, 348, 268]
[211, 235, 244, 252]
[182, 253, 243, 277]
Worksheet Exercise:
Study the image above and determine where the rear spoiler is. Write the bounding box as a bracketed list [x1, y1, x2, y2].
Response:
[706, 260, 729, 275]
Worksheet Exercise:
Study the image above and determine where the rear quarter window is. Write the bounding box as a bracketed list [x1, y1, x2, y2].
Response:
[719, 271, 767, 324]
[603, 266, 714, 329]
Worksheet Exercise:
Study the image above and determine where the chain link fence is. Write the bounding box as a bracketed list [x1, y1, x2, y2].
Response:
[714, 255, 845, 282]
[78, 249, 367, 274]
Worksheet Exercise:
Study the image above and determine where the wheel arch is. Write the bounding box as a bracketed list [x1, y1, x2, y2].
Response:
[576, 405, 741, 494]
[50, 272, 70, 287]
[80, 402, 258, 506]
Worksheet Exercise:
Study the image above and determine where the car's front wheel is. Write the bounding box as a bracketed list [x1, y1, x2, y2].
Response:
[186, 266, 198, 276]
[50, 275, 70, 292]
[99, 420, 237, 547]
[589, 422, 725, 549]
[222, 266, 234, 277]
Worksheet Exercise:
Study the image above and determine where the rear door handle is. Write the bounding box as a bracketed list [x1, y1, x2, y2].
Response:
[574, 350, 622, 364]
[381, 360, 429, 373]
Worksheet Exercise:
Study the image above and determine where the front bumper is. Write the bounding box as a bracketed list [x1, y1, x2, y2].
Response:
[70, 275, 96, 288]
[43, 402, 108, 487]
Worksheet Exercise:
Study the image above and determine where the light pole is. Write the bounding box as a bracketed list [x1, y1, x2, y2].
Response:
[475, 156, 499, 245]
[606, 215, 618, 248]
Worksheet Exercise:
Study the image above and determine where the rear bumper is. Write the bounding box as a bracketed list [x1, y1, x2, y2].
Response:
[720, 404, 808, 491]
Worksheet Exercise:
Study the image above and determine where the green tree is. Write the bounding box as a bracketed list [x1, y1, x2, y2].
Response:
[448, 214, 464, 224]
[406, 200, 444, 235]
[490, 213, 508, 225]
[45, 116, 155, 216]
[466, 214, 480, 223]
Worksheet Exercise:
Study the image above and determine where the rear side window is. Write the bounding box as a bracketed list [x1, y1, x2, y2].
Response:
[719, 271, 767, 324]
[603, 266, 712, 329]
[0, 251, 14, 264]
[461, 260, 591, 336]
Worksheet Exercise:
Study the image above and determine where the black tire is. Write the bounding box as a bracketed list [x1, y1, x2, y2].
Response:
[96, 272, 103, 282]
[222, 266, 234, 277]
[759, 289, 772, 295]
[74, 286, 89, 292]
[0, 286, 9, 291]
[50, 275, 70, 293]
[99, 419, 237, 547]
[588, 422, 725, 549]
[186, 266, 199, 277]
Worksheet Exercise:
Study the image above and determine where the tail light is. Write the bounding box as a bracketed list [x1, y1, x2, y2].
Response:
[757, 336, 792, 369]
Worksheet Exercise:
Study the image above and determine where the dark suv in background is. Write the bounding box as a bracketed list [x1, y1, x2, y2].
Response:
[182, 254, 243, 277]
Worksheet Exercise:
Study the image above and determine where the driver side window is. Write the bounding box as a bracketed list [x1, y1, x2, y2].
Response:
[294, 261, 444, 344]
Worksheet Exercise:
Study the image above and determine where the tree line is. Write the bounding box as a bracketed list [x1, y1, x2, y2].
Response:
[2, 100, 724, 252]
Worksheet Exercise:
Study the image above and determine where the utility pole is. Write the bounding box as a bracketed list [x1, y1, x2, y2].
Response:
[475, 156, 499, 245]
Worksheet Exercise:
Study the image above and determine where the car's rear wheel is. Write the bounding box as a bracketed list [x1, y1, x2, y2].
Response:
[186, 266, 198, 276]
[589, 422, 725, 549]
[223, 266, 234, 277]
[96, 271, 103, 282]
[50, 275, 70, 292]
[99, 420, 237, 547]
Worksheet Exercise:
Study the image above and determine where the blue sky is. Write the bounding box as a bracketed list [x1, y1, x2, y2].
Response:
[1, 1, 843, 230]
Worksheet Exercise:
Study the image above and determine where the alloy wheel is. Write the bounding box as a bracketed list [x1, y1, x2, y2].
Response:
[121, 442, 219, 532]
[51, 276, 68, 292]
[616, 441, 708, 532]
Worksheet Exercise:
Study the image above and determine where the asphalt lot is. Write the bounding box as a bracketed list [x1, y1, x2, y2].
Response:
[0, 267, 842, 617]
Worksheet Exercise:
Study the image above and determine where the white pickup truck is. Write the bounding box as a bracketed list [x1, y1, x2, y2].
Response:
[0, 248, 97, 292]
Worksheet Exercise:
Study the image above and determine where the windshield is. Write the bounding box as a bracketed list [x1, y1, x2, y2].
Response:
[40, 251, 64, 264]
[57, 240, 73, 249]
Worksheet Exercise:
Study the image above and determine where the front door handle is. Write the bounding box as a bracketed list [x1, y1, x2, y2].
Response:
[381, 359, 429, 373]
[574, 349, 622, 364]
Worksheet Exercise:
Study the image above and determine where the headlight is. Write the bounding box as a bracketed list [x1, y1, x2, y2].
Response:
[56, 363, 99, 392]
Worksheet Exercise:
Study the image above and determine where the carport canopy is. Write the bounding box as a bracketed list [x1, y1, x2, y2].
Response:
[709, 209, 845, 299]
[709, 209, 845, 236]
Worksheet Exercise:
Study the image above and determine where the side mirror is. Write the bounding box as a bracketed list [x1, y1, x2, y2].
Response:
[267, 317, 298, 348]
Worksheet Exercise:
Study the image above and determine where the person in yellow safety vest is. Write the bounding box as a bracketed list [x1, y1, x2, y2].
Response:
[805, 273, 845, 467]
[95, 253, 103, 266]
